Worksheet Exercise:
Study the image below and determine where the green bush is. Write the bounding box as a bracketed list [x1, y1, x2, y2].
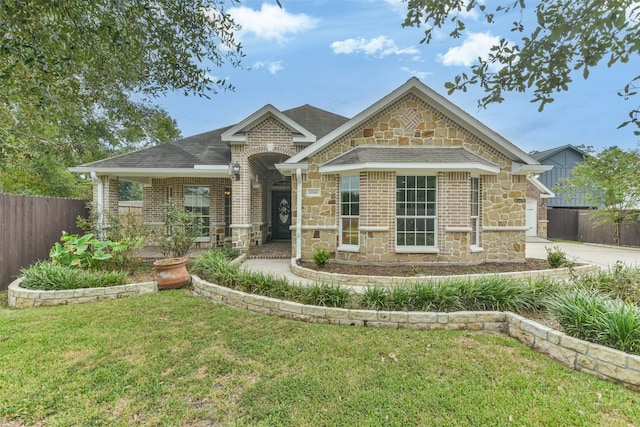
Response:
[312, 247, 330, 268]
[547, 289, 640, 354]
[360, 286, 388, 310]
[49, 232, 132, 270]
[573, 262, 640, 305]
[546, 246, 569, 268]
[20, 262, 127, 290]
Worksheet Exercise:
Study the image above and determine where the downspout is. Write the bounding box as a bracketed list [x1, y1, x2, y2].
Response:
[90, 172, 104, 238]
[296, 168, 303, 262]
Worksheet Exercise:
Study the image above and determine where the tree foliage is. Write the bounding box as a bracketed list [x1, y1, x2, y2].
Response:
[556, 146, 640, 245]
[1, 0, 243, 197]
[402, 0, 640, 133]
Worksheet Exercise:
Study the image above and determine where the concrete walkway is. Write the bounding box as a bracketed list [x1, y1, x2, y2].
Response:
[525, 237, 640, 269]
[241, 238, 640, 282]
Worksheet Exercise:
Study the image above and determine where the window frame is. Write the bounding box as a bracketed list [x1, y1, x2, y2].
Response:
[470, 176, 481, 249]
[395, 175, 438, 253]
[339, 174, 360, 251]
[183, 185, 211, 242]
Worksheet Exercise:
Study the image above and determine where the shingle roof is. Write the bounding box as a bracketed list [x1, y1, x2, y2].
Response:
[323, 146, 498, 168]
[282, 104, 349, 140]
[76, 105, 349, 169]
[531, 144, 587, 161]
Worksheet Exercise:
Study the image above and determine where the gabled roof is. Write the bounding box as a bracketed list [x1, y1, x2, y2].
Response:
[531, 144, 587, 161]
[319, 146, 500, 175]
[284, 77, 544, 170]
[221, 104, 317, 144]
[69, 105, 349, 178]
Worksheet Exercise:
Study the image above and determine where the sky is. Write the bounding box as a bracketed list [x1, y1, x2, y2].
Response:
[159, 0, 640, 154]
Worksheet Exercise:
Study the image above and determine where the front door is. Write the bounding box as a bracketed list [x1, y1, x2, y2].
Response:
[272, 191, 291, 240]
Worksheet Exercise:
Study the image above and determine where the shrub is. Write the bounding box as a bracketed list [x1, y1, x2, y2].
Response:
[547, 289, 640, 354]
[49, 232, 132, 270]
[360, 286, 388, 310]
[303, 282, 351, 307]
[573, 262, 640, 306]
[155, 202, 202, 257]
[312, 247, 330, 268]
[20, 262, 127, 290]
[546, 245, 569, 268]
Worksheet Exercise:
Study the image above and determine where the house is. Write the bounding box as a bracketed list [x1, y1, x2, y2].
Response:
[532, 144, 590, 208]
[70, 78, 552, 265]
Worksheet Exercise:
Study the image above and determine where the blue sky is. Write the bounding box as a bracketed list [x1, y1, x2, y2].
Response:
[159, 0, 640, 153]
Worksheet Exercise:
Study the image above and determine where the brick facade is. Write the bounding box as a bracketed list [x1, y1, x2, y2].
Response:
[294, 94, 530, 264]
[83, 79, 546, 264]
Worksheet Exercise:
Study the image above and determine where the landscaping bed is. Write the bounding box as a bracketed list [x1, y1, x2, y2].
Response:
[303, 258, 554, 276]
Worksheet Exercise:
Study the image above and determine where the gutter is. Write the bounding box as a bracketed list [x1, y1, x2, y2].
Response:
[90, 172, 104, 238]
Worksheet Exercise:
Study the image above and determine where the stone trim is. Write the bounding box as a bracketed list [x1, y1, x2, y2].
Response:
[191, 275, 640, 391]
[290, 260, 599, 287]
[7, 279, 157, 308]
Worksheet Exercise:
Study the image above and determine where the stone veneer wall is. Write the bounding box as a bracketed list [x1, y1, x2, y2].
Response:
[8, 278, 157, 308]
[295, 94, 530, 264]
[190, 275, 639, 391]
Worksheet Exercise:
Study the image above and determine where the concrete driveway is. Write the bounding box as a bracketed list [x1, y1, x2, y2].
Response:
[526, 237, 640, 269]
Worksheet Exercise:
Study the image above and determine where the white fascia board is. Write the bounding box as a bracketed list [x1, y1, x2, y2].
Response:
[68, 166, 230, 179]
[275, 162, 309, 175]
[319, 162, 500, 175]
[221, 104, 316, 144]
[528, 176, 555, 198]
[287, 77, 543, 166]
[512, 162, 553, 174]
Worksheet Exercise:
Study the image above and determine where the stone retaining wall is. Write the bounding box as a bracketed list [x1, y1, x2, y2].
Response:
[7, 278, 157, 308]
[191, 275, 640, 391]
[291, 260, 598, 286]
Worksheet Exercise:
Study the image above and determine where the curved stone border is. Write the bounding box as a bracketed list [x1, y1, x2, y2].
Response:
[191, 275, 640, 391]
[8, 278, 157, 308]
[291, 260, 598, 286]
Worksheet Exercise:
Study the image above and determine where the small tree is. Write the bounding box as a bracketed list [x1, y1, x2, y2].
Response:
[556, 146, 640, 245]
[156, 203, 202, 258]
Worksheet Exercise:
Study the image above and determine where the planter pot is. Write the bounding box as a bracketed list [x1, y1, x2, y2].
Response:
[153, 257, 190, 290]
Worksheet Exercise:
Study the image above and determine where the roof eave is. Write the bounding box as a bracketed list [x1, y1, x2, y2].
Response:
[318, 162, 500, 175]
[286, 77, 542, 166]
[68, 166, 231, 179]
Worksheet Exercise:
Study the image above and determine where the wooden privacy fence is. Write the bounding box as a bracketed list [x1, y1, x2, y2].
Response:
[548, 208, 640, 247]
[0, 194, 89, 290]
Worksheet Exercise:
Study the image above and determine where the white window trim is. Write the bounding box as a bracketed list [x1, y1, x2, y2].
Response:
[339, 174, 360, 249]
[470, 176, 481, 250]
[184, 184, 211, 239]
[395, 175, 438, 251]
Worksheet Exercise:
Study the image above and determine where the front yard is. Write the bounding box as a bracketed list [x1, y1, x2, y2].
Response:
[1, 290, 639, 426]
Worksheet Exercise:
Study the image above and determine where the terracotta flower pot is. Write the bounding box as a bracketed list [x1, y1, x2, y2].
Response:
[153, 257, 190, 290]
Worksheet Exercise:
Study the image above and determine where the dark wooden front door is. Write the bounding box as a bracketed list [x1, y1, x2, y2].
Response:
[272, 191, 291, 240]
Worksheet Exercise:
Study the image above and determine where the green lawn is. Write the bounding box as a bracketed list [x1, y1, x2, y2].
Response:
[1, 290, 638, 426]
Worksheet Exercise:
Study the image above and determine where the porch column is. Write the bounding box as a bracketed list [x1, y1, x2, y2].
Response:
[230, 156, 252, 251]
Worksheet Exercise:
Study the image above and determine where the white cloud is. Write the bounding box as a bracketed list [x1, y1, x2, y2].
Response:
[252, 61, 284, 75]
[331, 36, 418, 58]
[400, 67, 432, 80]
[438, 32, 500, 67]
[229, 3, 319, 44]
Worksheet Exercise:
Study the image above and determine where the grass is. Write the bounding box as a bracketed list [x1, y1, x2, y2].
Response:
[1, 290, 639, 426]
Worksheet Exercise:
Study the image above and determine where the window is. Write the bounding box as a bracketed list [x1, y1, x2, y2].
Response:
[340, 175, 359, 247]
[470, 177, 480, 247]
[184, 186, 210, 238]
[224, 187, 232, 238]
[396, 176, 437, 248]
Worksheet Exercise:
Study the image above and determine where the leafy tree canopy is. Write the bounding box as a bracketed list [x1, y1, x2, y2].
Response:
[556, 146, 640, 245]
[1, 0, 243, 197]
[402, 0, 640, 133]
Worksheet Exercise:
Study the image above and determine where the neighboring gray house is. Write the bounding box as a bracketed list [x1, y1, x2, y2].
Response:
[532, 145, 591, 208]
